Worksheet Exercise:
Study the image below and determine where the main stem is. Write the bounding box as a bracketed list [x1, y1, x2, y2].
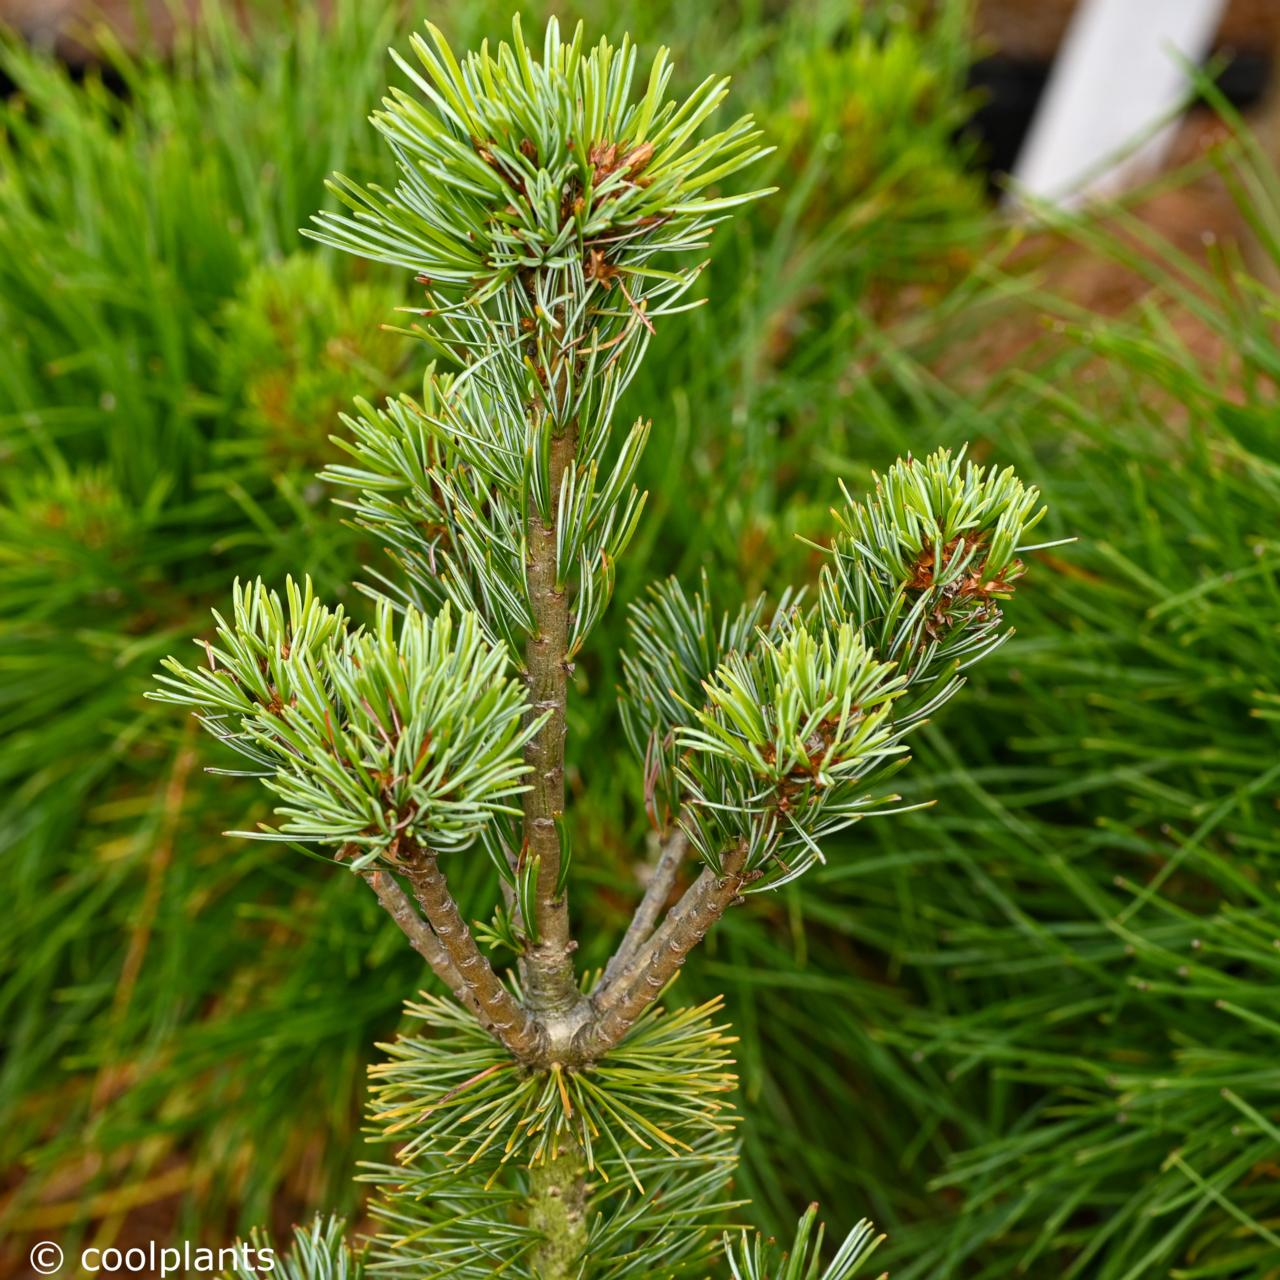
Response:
[521, 410, 589, 1274]
[528, 1145, 589, 1280]
[521, 421, 582, 1018]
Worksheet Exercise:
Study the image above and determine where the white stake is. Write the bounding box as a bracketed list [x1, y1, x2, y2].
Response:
[1009, 0, 1228, 209]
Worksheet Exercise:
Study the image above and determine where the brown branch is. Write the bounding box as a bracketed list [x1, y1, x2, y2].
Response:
[362, 867, 463, 989]
[520, 419, 581, 1015]
[572, 844, 750, 1061]
[597, 826, 689, 990]
[364, 867, 539, 1052]
[400, 846, 546, 1060]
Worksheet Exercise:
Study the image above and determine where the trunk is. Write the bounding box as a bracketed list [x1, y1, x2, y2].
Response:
[520, 420, 583, 1017]
[527, 1145, 589, 1279]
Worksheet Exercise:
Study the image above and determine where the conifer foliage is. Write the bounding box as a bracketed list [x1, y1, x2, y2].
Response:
[154, 18, 1055, 1277]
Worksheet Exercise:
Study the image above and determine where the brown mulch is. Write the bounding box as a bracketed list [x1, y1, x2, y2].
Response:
[6, 0, 1280, 60]
[975, 0, 1280, 62]
[938, 108, 1251, 391]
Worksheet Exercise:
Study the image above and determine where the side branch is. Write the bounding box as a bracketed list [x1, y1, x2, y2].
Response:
[401, 845, 546, 1060]
[573, 844, 750, 1060]
[363, 868, 463, 990]
[598, 826, 689, 989]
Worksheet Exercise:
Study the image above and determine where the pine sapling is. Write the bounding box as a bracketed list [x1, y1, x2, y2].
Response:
[152, 18, 1059, 1278]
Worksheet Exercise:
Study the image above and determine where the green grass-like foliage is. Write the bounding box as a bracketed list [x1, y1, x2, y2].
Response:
[723, 130, 1280, 1274]
[0, 0, 423, 1247]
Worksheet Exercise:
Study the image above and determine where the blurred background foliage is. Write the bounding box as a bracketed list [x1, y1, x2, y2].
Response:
[1, 1, 1278, 1277]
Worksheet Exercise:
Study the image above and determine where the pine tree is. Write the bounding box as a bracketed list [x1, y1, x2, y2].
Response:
[152, 18, 1057, 1277]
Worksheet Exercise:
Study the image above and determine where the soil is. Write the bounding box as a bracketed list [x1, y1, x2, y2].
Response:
[975, 0, 1280, 62]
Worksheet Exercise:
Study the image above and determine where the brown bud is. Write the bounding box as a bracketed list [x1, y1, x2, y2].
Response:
[622, 140, 654, 178]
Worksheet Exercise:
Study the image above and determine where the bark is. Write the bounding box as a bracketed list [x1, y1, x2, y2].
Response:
[573, 844, 750, 1061]
[517, 329, 588, 1276]
[520, 421, 582, 1016]
[401, 848, 546, 1060]
[527, 1146, 589, 1280]
[362, 868, 463, 990]
[598, 826, 688, 989]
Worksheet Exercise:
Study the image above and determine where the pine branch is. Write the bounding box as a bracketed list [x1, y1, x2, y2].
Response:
[575, 844, 753, 1060]
[371, 993, 737, 1180]
[598, 825, 689, 989]
[726, 1204, 885, 1280]
[149, 585, 541, 863]
[361, 866, 463, 992]
[400, 842, 546, 1060]
[586, 448, 1058, 1050]
[143, 15, 1027, 1279]
[301, 18, 771, 1264]
[618, 574, 782, 831]
[224, 1216, 364, 1280]
[620, 447, 1055, 893]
